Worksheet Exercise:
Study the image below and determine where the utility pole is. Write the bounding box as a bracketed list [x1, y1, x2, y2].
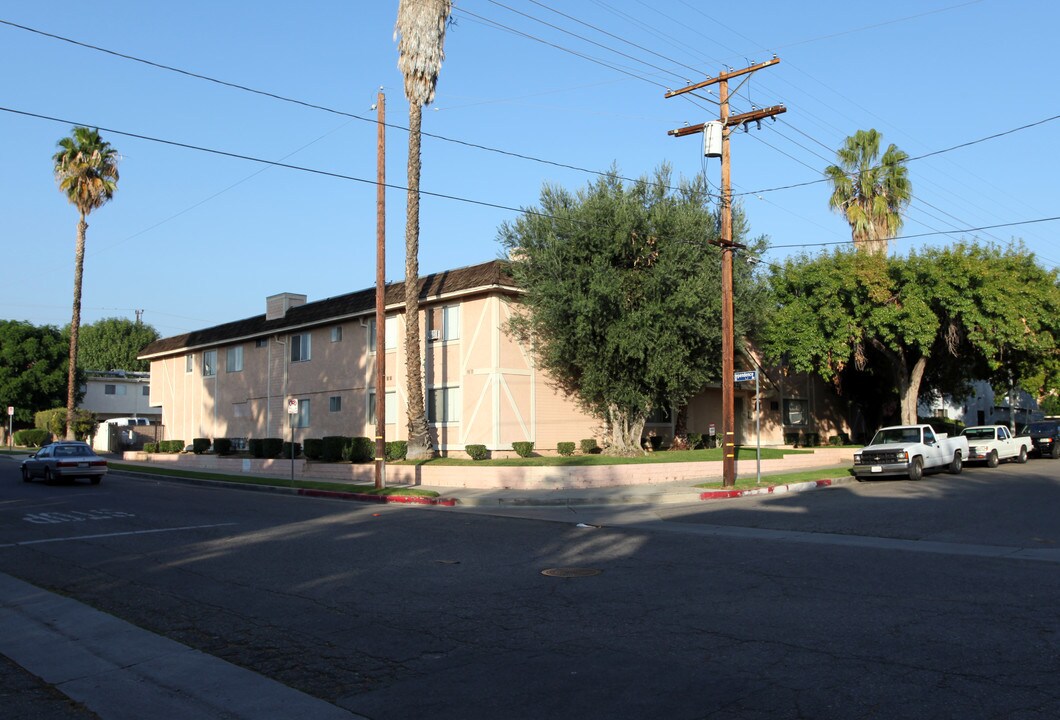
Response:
[666, 57, 786, 487]
[374, 90, 387, 490]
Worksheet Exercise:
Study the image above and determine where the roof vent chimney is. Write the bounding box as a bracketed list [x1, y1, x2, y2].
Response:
[266, 292, 306, 321]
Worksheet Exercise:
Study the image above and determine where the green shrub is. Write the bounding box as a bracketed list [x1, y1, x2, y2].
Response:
[386, 440, 408, 461]
[647, 435, 663, 451]
[322, 436, 349, 463]
[214, 438, 233, 456]
[512, 441, 534, 458]
[580, 438, 600, 454]
[15, 428, 50, 447]
[261, 438, 284, 459]
[557, 441, 575, 456]
[466, 444, 488, 461]
[143, 442, 158, 453]
[803, 433, 820, 447]
[784, 432, 801, 447]
[192, 438, 211, 454]
[343, 437, 374, 463]
[303, 438, 323, 460]
[281, 441, 302, 459]
[685, 432, 702, 449]
[161, 440, 184, 453]
[34, 408, 66, 436]
[248, 438, 265, 458]
[828, 433, 850, 447]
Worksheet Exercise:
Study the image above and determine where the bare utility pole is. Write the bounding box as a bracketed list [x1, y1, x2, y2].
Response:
[375, 90, 387, 490]
[666, 57, 785, 487]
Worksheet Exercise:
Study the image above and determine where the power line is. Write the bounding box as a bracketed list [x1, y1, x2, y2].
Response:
[767, 216, 1060, 250]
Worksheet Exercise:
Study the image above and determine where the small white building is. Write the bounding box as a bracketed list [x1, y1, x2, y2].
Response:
[80, 370, 160, 451]
[921, 380, 1042, 431]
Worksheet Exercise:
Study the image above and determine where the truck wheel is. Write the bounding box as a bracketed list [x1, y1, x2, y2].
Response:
[1052, 444, 1060, 459]
[948, 450, 962, 475]
[1017, 447, 1028, 464]
[986, 450, 999, 468]
[908, 456, 924, 481]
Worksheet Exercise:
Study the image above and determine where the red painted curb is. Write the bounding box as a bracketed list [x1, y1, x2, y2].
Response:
[699, 477, 836, 501]
[296, 488, 457, 506]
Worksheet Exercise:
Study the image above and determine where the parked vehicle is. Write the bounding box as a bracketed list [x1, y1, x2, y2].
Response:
[960, 425, 1031, 466]
[853, 424, 969, 481]
[1025, 420, 1060, 458]
[21, 441, 108, 485]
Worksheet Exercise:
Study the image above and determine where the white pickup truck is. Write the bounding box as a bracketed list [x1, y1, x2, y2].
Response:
[853, 424, 969, 481]
[959, 425, 1031, 467]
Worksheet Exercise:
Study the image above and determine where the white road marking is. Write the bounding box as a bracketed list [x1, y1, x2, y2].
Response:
[0, 523, 238, 548]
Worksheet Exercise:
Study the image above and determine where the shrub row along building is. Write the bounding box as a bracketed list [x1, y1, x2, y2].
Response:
[139, 260, 848, 455]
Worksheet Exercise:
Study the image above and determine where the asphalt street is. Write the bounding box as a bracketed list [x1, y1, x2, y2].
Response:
[0, 453, 1057, 719]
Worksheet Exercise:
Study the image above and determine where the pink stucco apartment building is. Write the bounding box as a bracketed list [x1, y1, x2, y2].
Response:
[138, 260, 850, 454]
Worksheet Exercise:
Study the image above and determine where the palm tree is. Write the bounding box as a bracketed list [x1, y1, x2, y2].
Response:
[53, 127, 119, 439]
[394, 0, 452, 460]
[825, 129, 911, 255]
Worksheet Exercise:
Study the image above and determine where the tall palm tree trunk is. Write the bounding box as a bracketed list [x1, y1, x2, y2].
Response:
[66, 215, 87, 440]
[404, 104, 431, 459]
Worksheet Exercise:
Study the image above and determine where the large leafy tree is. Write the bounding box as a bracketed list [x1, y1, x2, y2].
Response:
[763, 243, 1060, 426]
[394, 0, 452, 460]
[501, 165, 766, 454]
[825, 129, 911, 256]
[0, 321, 81, 427]
[53, 127, 119, 439]
[77, 317, 159, 372]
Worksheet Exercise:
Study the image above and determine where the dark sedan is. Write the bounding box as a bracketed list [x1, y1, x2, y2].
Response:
[21, 441, 108, 484]
[1026, 420, 1060, 459]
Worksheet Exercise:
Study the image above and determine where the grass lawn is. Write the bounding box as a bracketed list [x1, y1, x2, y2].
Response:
[395, 446, 809, 467]
[107, 462, 440, 497]
[695, 466, 855, 490]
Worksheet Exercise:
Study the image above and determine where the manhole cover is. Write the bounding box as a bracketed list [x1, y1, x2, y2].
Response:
[541, 567, 602, 578]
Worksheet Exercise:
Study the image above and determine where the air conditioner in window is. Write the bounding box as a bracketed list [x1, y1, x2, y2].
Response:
[428, 329, 441, 341]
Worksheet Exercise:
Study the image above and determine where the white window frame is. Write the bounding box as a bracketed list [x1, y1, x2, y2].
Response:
[331, 326, 343, 342]
[202, 349, 217, 377]
[290, 332, 312, 362]
[427, 386, 460, 425]
[367, 390, 397, 425]
[226, 345, 243, 373]
[186, 354, 194, 373]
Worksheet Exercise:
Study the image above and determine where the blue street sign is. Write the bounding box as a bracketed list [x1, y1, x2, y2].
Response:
[734, 370, 757, 382]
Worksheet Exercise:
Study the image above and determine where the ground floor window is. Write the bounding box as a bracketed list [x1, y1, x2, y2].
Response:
[367, 391, 397, 425]
[427, 387, 460, 424]
[291, 398, 310, 428]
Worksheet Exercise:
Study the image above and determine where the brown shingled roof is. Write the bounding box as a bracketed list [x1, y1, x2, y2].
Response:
[139, 259, 516, 359]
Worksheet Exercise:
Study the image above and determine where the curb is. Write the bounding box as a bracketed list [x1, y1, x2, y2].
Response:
[699, 477, 850, 500]
[110, 468, 458, 507]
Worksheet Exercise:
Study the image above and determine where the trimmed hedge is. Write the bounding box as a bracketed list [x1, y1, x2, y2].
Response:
[580, 438, 600, 454]
[466, 444, 488, 461]
[161, 440, 184, 453]
[281, 441, 302, 459]
[385, 440, 408, 461]
[303, 438, 324, 460]
[512, 441, 534, 458]
[214, 438, 233, 456]
[261, 438, 284, 459]
[322, 436, 348, 463]
[686, 432, 704, 450]
[14, 428, 50, 447]
[144, 442, 158, 453]
[344, 436, 374, 463]
[557, 441, 575, 456]
[248, 438, 264, 458]
[192, 438, 211, 454]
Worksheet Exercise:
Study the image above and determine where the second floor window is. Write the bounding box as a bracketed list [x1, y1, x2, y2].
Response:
[369, 317, 397, 352]
[226, 346, 243, 373]
[428, 305, 460, 342]
[291, 332, 311, 362]
[202, 350, 217, 377]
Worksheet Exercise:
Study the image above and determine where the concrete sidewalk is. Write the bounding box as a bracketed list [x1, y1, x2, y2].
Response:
[109, 458, 857, 507]
[0, 572, 368, 720]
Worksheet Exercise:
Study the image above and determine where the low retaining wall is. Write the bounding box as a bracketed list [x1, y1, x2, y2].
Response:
[121, 448, 854, 490]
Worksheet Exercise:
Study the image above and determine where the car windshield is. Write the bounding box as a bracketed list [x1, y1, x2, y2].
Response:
[962, 428, 995, 440]
[54, 445, 90, 457]
[871, 428, 921, 445]
[1027, 422, 1057, 434]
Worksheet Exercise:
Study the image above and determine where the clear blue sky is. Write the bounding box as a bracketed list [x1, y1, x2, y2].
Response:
[2, 0, 1057, 339]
